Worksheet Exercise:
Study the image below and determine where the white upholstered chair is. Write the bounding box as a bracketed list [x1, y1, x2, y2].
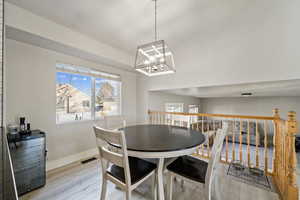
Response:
[166, 123, 229, 200]
[93, 126, 157, 200]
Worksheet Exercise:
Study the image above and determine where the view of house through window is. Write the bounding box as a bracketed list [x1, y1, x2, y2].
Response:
[56, 64, 121, 123]
[95, 78, 121, 118]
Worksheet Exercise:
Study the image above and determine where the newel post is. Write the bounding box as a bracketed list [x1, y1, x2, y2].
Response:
[273, 108, 280, 119]
[148, 110, 152, 124]
[286, 111, 298, 186]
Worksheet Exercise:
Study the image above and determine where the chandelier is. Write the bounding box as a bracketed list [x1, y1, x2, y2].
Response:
[134, 0, 175, 76]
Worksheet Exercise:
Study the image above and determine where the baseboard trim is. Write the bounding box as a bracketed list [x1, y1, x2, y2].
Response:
[46, 148, 98, 171]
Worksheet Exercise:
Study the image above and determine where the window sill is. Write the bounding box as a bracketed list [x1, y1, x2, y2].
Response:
[56, 114, 121, 126]
[56, 118, 104, 126]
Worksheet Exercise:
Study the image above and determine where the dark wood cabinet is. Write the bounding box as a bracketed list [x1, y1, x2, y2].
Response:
[8, 130, 46, 196]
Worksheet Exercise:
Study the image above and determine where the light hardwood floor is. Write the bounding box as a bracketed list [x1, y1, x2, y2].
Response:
[21, 158, 280, 200]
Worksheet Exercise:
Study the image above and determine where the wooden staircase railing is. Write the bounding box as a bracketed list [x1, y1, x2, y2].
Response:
[273, 111, 299, 200]
[148, 109, 299, 200]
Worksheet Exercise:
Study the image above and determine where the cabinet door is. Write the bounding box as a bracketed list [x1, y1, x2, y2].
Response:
[10, 137, 46, 196]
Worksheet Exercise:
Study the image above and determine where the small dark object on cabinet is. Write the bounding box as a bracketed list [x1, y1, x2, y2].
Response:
[8, 130, 46, 196]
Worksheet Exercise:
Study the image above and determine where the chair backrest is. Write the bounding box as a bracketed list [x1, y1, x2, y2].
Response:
[93, 126, 131, 185]
[104, 115, 126, 130]
[205, 122, 229, 200]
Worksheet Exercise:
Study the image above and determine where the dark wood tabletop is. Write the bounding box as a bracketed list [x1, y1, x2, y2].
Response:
[119, 124, 205, 152]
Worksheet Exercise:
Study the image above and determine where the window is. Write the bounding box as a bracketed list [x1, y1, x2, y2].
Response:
[165, 103, 184, 112]
[56, 63, 121, 123]
[165, 103, 184, 126]
[95, 78, 121, 118]
[188, 105, 199, 113]
[188, 105, 199, 123]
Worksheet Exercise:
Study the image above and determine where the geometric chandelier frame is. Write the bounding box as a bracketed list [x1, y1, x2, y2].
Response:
[135, 40, 175, 76]
[134, 0, 175, 77]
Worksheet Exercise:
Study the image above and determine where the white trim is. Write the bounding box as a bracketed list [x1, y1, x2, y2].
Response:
[56, 117, 105, 126]
[56, 62, 121, 81]
[46, 148, 98, 171]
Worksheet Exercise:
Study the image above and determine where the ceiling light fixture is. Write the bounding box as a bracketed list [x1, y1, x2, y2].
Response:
[134, 0, 175, 76]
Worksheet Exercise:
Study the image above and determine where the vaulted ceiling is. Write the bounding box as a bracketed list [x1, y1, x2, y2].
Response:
[6, 0, 300, 97]
[6, 0, 257, 53]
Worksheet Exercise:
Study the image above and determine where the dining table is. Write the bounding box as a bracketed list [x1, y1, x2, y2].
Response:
[119, 124, 205, 200]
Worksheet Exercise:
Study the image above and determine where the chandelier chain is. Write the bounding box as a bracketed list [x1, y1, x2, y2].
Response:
[154, 0, 157, 41]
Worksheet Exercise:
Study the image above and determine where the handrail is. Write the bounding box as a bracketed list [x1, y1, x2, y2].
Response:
[148, 109, 299, 200]
[148, 110, 277, 120]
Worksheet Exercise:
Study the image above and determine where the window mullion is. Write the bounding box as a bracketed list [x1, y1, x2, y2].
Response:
[91, 77, 96, 120]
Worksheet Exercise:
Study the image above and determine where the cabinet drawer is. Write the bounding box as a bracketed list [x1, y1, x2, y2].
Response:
[8, 132, 46, 196]
[12, 145, 43, 157]
[15, 164, 45, 195]
[13, 160, 44, 172]
[12, 149, 44, 161]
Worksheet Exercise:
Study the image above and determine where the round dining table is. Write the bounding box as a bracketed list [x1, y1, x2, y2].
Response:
[120, 124, 205, 200]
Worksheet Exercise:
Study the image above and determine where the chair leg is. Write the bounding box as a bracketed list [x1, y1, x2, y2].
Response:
[181, 179, 185, 191]
[157, 158, 165, 200]
[152, 173, 157, 200]
[100, 176, 107, 200]
[126, 190, 132, 200]
[167, 173, 174, 200]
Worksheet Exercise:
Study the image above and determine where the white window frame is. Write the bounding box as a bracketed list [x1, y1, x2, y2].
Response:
[56, 63, 122, 124]
[165, 103, 184, 113]
[188, 105, 200, 124]
[188, 104, 199, 113]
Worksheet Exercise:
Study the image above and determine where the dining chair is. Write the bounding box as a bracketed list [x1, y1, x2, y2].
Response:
[104, 115, 126, 130]
[166, 123, 229, 200]
[93, 126, 157, 200]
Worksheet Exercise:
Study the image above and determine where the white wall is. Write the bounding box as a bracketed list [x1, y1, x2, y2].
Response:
[136, 0, 300, 121]
[136, 76, 151, 123]
[201, 97, 300, 120]
[145, 0, 300, 91]
[149, 91, 201, 113]
[5, 39, 137, 169]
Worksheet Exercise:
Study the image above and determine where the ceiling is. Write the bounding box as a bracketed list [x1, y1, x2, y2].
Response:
[6, 0, 300, 97]
[158, 79, 300, 98]
[6, 0, 256, 54]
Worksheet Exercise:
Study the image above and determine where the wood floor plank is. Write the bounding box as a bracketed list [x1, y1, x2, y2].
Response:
[20, 159, 280, 200]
